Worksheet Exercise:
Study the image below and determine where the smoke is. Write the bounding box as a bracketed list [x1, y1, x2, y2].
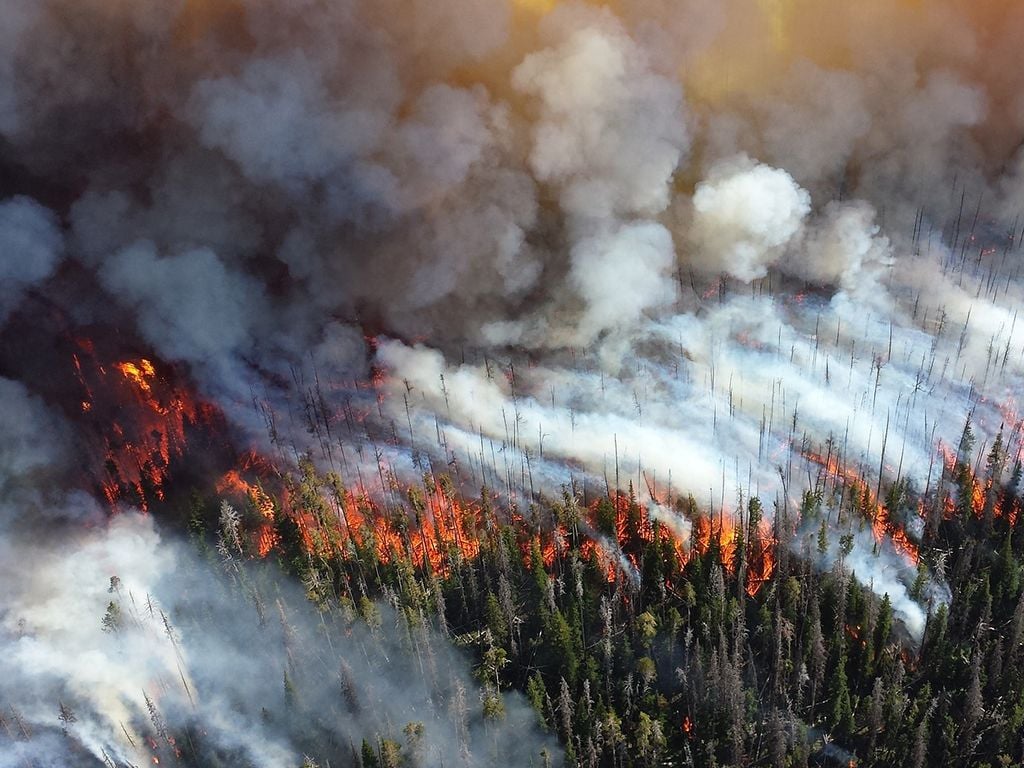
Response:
[512, 7, 689, 222]
[0, 197, 64, 322]
[0, 391, 558, 767]
[1, 510, 560, 766]
[647, 501, 692, 546]
[99, 242, 270, 368]
[5, 0, 1024, 759]
[688, 155, 810, 281]
[785, 200, 892, 294]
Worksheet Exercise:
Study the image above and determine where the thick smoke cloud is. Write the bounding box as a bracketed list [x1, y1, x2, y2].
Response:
[3, 0, 1024, 761]
[99, 242, 270, 368]
[688, 155, 810, 281]
[0, 197, 63, 322]
[784, 201, 892, 293]
[512, 8, 688, 222]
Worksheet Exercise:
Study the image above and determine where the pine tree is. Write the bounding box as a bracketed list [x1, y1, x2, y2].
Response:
[828, 649, 854, 739]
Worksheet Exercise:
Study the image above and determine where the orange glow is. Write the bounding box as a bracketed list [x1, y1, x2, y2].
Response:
[115, 359, 157, 396]
[319, 482, 483, 577]
[217, 463, 282, 557]
[580, 538, 619, 583]
[682, 715, 694, 736]
[514, 0, 557, 12]
[217, 469, 275, 520]
[939, 441, 1010, 522]
[74, 344, 205, 512]
[693, 514, 739, 573]
[745, 518, 776, 597]
[255, 524, 281, 557]
[845, 623, 868, 648]
[803, 451, 919, 565]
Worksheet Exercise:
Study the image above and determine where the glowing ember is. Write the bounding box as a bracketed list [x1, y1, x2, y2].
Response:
[73, 342, 208, 511]
[116, 359, 157, 396]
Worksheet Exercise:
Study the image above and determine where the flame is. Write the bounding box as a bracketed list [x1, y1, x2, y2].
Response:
[803, 451, 920, 565]
[255, 524, 281, 558]
[939, 441, 1010, 522]
[216, 469, 276, 520]
[579, 538, 619, 584]
[74, 343, 208, 511]
[207, 455, 776, 596]
[217, 463, 282, 557]
[845, 623, 868, 648]
[693, 514, 739, 573]
[681, 715, 693, 736]
[115, 359, 157, 396]
[745, 518, 776, 597]
[317, 482, 483, 577]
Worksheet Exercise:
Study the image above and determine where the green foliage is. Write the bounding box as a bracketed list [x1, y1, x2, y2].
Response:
[100, 601, 122, 634]
[173, 444, 1024, 768]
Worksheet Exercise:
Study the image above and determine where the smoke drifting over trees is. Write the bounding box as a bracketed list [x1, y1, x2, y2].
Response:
[4, 0, 1024, 765]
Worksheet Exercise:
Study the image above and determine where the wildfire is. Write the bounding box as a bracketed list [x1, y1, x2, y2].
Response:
[803, 451, 920, 566]
[745, 518, 776, 597]
[73, 342, 210, 511]
[681, 715, 694, 736]
[254, 524, 281, 558]
[217, 462, 282, 557]
[845, 623, 868, 648]
[314, 481, 483, 577]
[115, 359, 157, 396]
[217, 469, 276, 520]
[694, 514, 738, 572]
[939, 441, 1013, 523]
[579, 538, 620, 584]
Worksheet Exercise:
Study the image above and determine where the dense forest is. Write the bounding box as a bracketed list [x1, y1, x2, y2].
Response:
[119, 413, 1023, 768]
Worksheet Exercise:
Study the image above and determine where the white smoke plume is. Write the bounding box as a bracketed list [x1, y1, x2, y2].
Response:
[688, 155, 810, 282]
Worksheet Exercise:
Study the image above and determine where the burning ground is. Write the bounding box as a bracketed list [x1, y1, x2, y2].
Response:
[3, 0, 1024, 766]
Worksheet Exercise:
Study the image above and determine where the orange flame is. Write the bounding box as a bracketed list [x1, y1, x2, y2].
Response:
[115, 359, 157, 396]
[803, 451, 920, 565]
[74, 343, 206, 512]
[217, 464, 281, 557]
[745, 518, 776, 597]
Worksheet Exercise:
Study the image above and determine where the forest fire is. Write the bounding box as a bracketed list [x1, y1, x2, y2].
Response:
[745, 519, 776, 597]
[939, 444, 989, 521]
[115, 359, 157, 396]
[803, 451, 920, 566]
[694, 514, 739, 572]
[67, 332, 790, 603]
[8, 0, 1024, 764]
[217, 461, 281, 557]
[71, 341, 212, 511]
[281, 478, 487, 577]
